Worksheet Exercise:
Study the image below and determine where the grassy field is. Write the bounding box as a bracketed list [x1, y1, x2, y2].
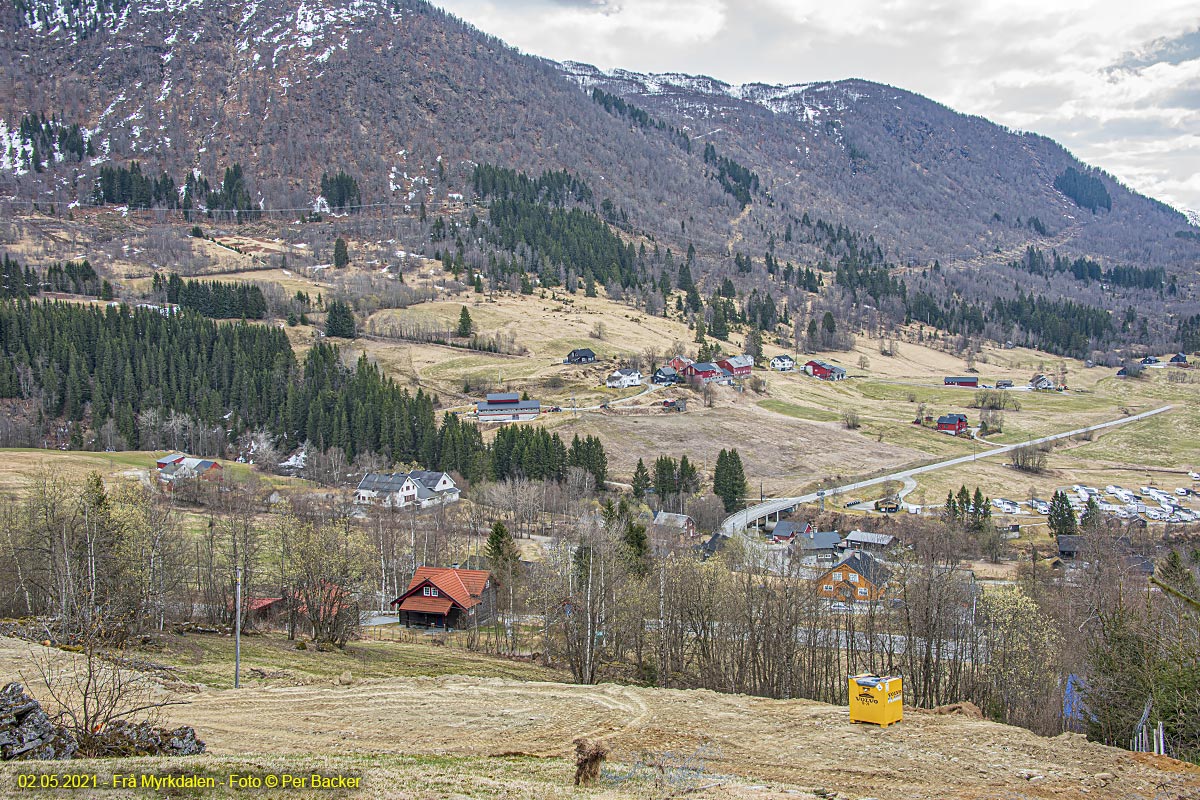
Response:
[0, 449, 305, 495]
[144, 630, 562, 689]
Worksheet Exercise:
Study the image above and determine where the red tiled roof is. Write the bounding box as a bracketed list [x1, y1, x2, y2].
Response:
[247, 597, 283, 612]
[390, 567, 491, 612]
[397, 595, 455, 615]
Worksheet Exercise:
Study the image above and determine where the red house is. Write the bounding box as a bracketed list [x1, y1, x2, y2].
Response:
[716, 355, 753, 377]
[391, 566, 496, 630]
[805, 360, 847, 381]
[682, 362, 726, 384]
[936, 413, 969, 434]
[944, 376, 978, 387]
[668, 355, 694, 372]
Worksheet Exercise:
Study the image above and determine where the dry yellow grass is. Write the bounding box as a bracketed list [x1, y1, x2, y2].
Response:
[3, 635, 1193, 800]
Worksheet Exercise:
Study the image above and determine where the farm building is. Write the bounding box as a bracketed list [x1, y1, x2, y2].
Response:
[158, 457, 223, 484]
[354, 471, 460, 509]
[477, 392, 541, 423]
[768, 520, 810, 544]
[606, 368, 643, 388]
[667, 355, 695, 372]
[682, 362, 733, 385]
[943, 376, 978, 388]
[565, 348, 596, 364]
[391, 566, 495, 630]
[652, 366, 679, 384]
[770, 354, 795, 371]
[840, 530, 897, 554]
[716, 354, 754, 377]
[1170, 353, 1188, 365]
[936, 413, 969, 434]
[156, 452, 187, 469]
[817, 551, 890, 603]
[804, 360, 846, 381]
[1029, 374, 1056, 390]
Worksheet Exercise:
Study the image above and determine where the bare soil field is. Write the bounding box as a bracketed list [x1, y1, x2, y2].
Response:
[1, 636, 1194, 800]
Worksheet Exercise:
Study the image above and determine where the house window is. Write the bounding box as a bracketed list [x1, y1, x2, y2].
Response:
[832, 572, 843, 582]
[857, 587, 868, 597]
[822, 584, 833, 592]
[422, 586, 439, 597]
[848, 573, 859, 583]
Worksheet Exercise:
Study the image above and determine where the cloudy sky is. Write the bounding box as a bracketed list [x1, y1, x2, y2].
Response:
[436, 0, 1200, 216]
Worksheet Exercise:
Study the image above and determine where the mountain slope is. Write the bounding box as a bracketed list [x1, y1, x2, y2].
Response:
[1, 0, 1196, 320]
[560, 63, 1194, 270]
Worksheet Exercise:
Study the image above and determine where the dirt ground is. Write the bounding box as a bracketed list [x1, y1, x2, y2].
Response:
[145, 675, 1200, 800]
[2, 638, 1195, 800]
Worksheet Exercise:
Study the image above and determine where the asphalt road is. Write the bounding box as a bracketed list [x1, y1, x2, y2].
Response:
[720, 404, 1174, 536]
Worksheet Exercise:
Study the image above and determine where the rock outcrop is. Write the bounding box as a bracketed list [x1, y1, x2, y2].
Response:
[1, 682, 204, 761]
[0, 683, 77, 761]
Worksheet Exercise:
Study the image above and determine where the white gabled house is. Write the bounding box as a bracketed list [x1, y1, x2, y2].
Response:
[606, 368, 643, 388]
[354, 471, 460, 509]
[770, 354, 795, 372]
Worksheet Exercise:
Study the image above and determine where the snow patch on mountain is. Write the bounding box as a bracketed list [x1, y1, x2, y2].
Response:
[558, 61, 866, 129]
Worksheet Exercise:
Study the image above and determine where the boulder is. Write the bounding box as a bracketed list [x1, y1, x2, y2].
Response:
[0, 683, 77, 761]
[85, 720, 205, 758]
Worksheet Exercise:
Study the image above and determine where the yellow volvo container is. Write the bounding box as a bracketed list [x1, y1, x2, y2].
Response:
[848, 673, 903, 727]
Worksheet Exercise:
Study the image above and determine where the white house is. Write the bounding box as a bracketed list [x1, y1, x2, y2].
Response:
[354, 471, 460, 508]
[606, 368, 643, 388]
[770, 354, 795, 372]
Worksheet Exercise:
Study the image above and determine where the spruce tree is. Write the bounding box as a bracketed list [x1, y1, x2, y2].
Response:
[485, 521, 519, 575]
[324, 299, 356, 339]
[1048, 490, 1077, 537]
[333, 237, 349, 268]
[457, 306, 473, 337]
[631, 458, 650, 499]
[622, 519, 650, 574]
[745, 329, 763, 364]
[713, 448, 747, 512]
[1080, 496, 1102, 531]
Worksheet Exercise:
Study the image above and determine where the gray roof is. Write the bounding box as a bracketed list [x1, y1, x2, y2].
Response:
[1057, 534, 1084, 555]
[796, 530, 842, 551]
[410, 470, 453, 490]
[830, 551, 891, 586]
[842, 530, 896, 547]
[358, 472, 413, 493]
[568, 348, 595, 358]
[770, 521, 807, 538]
[653, 511, 693, 528]
[485, 392, 520, 403]
[655, 366, 678, 377]
[690, 362, 721, 372]
[937, 414, 967, 425]
[812, 360, 845, 374]
[721, 355, 754, 369]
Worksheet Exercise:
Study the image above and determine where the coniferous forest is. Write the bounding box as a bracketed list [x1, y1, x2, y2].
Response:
[0, 297, 606, 483]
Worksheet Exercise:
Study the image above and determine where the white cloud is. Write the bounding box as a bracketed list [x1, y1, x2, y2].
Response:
[437, 0, 1200, 212]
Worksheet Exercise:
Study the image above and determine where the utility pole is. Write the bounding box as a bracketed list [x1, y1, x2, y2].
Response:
[234, 565, 242, 689]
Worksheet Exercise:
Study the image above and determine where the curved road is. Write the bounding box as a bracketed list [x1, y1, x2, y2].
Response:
[720, 405, 1173, 536]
